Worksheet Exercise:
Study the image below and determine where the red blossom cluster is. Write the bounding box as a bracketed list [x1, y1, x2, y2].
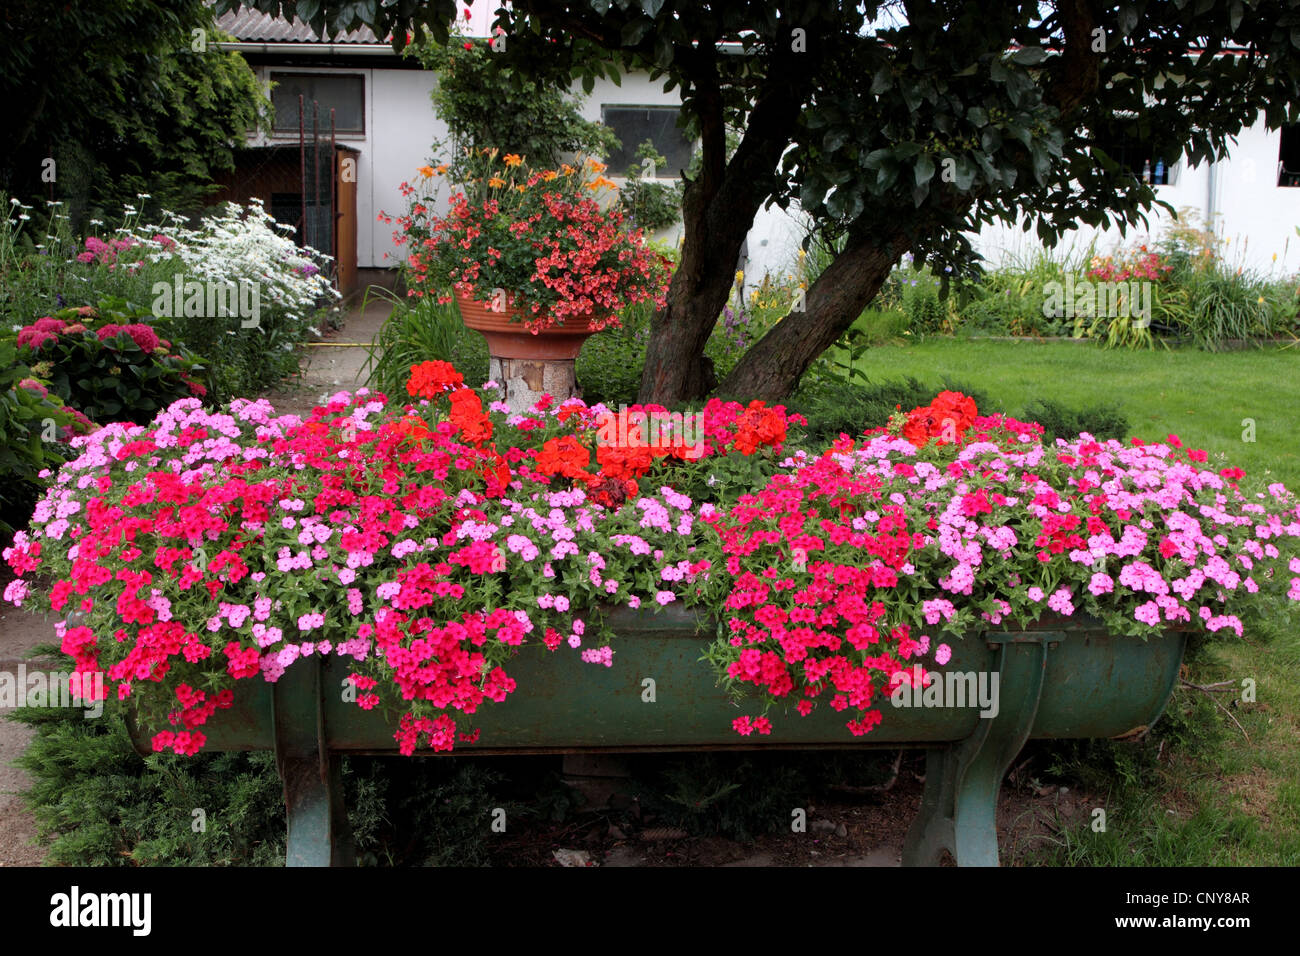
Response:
[383, 159, 670, 332]
[1086, 247, 1174, 283]
[524, 396, 804, 505]
[900, 390, 978, 448]
[705, 453, 928, 737]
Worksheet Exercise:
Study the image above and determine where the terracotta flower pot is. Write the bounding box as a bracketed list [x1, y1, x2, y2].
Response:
[454, 290, 602, 361]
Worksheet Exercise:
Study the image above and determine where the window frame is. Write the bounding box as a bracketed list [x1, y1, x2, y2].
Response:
[269, 71, 367, 137]
[1277, 124, 1300, 187]
[599, 104, 695, 180]
[1090, 135, 1180, 187]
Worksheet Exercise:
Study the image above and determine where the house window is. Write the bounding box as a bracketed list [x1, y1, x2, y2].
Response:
[1091, 133, 1178, 186]
[271, 73, 365, 134]
[1278, 125, 1300, 187]
[600, 105, 694, 178]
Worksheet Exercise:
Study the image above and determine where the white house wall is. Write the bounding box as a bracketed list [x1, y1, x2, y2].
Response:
[368, 69, 448, 269]
[248, 64, 445, 269]
[969, 114, 1300, 278]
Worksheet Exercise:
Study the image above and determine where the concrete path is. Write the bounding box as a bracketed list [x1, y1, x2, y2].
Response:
[261, 292, 394, 419]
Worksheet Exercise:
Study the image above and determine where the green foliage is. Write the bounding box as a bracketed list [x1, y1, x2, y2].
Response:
[364, 289, 489, 398]
[10, 706, 286, 866]
[616, 140, 684, 234]
[17, 301, 205, 425]
[940, 223, 1299, 351]
[851, 307, 912, 344]
[0, 341, 81, 534]
[1154, 268, 1289, 352]
[11, 698, 584, 867]
[409, 28, 617, 199]
[789, 358, 995, 448]
[0, 197, 153, 329]
[1, 197, 334, 405]
[1020, 398, 1129, 444]
[951, 246, 1092, 337]
[575, 300, 654, 407]
[370, 760, 511, 867]
[630, 753, 809, 842]
[1, 0, 270, 225]
[876, 261, 956, 336]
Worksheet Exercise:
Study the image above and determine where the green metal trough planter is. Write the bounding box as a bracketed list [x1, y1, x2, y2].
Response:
[129, 605, 1186, 867]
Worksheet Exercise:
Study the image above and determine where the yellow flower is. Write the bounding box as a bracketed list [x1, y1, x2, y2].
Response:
[488, 176, 506, 188]
[417, 165, 435, 178]
[504, 153, 523, 167]
[797, 249, 806, 259]
[1273, 253, 1279, 262]
[735, 270, 744, 284]
[1258, 296, 1266, 304]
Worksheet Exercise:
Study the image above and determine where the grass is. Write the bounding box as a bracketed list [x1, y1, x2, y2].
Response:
[842, 338, 1300, 486]
[842, 338, 1300, 866]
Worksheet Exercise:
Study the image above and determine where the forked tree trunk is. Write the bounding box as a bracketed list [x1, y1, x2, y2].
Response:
[637, 165, 775, 406]
[637, 61, 808, 406]
[719, 233, 908, 402]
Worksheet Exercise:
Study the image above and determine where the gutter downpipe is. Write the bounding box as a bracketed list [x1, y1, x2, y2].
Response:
[1205, 156, 1217, 236]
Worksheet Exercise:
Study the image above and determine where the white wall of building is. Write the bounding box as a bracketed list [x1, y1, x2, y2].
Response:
[367, 69, 447, 268]
[970, 115, 1300, 277]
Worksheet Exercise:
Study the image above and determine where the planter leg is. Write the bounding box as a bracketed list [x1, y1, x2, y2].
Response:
[902, 634, 1058, 867]
[273, 660, 355, 866]
[902, 748, 957, 865]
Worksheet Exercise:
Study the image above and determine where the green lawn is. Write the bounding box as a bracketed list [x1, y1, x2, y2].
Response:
[845, 339, 1300, 865]
[847, 339, 1300, 486]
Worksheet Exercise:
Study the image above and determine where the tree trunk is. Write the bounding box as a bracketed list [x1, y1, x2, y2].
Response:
[636, 184, 747, 404]
[636, 47, 810, 406]
[719, 232, 908, 402]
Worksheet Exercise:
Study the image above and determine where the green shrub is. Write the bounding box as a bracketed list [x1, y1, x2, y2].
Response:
[0, 341, 86, 534]
[851, 306, 912, 344]
[1020, 398, 1130, 444]
[16, 300, 205, 425]
[364, 290, 489, 399]
[789, 358, 995, 448]
[11, 696, 577, 867]
[950, 246, 1092, 337]
[1, 197, 334, 405]
[616, 140, 684, 235]
[576, 300, 654, 407]
[628, 753, 810, 841]
[876, 261, 955, 335]
[10, 706, 287, 866]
